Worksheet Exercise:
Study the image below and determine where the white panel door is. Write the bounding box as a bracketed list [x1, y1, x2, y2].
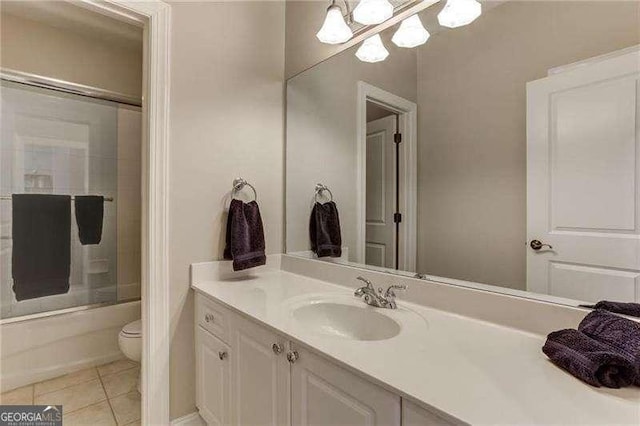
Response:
[230, 315, 290, 426]
[196, 326, 231, 426]
[527, 48, 640, 302]
[365, 116, 396, 268]
[291, 344, 400, 426]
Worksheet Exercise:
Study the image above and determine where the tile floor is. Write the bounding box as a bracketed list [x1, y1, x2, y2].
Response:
[0, 359, 140, 426]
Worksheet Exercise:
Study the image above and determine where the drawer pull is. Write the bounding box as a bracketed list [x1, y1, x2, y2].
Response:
[272, 343, 284, 354]
[286, 350, 299, 364]
[204, 313, 214, 323]
[218, 351, 228, 360]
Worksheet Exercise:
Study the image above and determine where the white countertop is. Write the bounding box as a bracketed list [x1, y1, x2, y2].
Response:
[191, 266, 640, 425]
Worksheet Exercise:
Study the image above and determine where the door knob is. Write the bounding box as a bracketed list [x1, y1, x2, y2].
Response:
[218, 351, 228, 360]
[530, 240, 553, 251]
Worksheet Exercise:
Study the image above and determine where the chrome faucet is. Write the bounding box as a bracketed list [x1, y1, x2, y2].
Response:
[354, 276, 407, 309]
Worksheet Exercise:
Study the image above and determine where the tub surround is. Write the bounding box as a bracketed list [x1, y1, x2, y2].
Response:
[191, 255, 640, 425]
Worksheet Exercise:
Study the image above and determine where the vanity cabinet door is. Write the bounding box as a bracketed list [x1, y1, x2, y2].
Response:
[196, 326, 231, 426]
[290, 345, 400, 426]
[402, 400, 456, 426]
[230, 315, 290, 426]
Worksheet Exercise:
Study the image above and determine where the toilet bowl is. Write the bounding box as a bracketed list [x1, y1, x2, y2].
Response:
[118, 319, 142, 392]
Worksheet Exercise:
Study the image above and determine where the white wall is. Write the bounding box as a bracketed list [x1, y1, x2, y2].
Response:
[167, 1, 285, 419]
[0, 12, 142, 98]
[286, 33, 416, 260]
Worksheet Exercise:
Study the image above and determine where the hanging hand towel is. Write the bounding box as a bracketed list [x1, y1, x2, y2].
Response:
[75, 195, 104, 245]
[309, 201, 342, 258]
[12, 194, 71, 301]
[223, 199, 266, 271]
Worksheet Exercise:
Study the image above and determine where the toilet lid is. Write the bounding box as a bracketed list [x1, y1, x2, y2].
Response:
[121, 319, 142, 337]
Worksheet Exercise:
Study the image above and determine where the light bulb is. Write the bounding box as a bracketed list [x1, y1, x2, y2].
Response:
[316, 4, 353, 44]
[355, 34, 389, 63]
[437, 0, 482, 28]
[353, 0, 394, 25]
[392, 15, 430, 48]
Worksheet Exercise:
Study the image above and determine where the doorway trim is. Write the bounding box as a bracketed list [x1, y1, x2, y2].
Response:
[79, 0, 171, 424]
[357, 81, 417, 272]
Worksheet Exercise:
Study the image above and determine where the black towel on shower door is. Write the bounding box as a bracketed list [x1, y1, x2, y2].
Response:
[12, 194, 71, 301]
[75, 195, 104, 245]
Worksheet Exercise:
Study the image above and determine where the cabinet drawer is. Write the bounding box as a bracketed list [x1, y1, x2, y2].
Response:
[196, 294, 230, 343]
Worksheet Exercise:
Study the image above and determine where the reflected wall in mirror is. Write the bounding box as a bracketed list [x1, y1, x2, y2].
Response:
[286, 0, 640, 305]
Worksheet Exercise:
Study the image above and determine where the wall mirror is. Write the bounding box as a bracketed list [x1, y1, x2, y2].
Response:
[286, 0, 640, 306]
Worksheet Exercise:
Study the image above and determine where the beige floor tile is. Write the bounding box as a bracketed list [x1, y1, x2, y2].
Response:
[0, 385, 33, 405]
[109, 391, 141, 425]
[34, 367, 98, 396]
[101, 368, 139, 398]
[97, 360, 138, 377]
[35, 379, 106, 414]
[123, 421, 140, 426]
[64, 400, 116, 426]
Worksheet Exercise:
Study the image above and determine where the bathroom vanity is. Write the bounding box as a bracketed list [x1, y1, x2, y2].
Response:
[192, 256, 640, 425]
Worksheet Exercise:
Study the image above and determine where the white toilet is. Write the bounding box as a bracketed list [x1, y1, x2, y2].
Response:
[118, 319, 142, 392]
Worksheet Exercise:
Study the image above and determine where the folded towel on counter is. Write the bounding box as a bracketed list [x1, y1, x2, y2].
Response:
[74, 195, 104, 245]
[223, 199, 266, 271]
[578, 309, 640, 385]
[579, 301, 640, 318]
[542, 329, 636, 388]
[12, 194, 71, 301]
[309, 201, 342, 258]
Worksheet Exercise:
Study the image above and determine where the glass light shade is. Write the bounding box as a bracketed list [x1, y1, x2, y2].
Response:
[316, 5, 353, 44]
[353, 0, 394, 25]
[437, 0, 482, 28]
[355, 34, 389, 63]
[392, 15, 430, 48]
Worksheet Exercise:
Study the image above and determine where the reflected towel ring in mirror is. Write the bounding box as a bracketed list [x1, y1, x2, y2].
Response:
[315, 183, 334, 203]
[232, 177, 257, 202]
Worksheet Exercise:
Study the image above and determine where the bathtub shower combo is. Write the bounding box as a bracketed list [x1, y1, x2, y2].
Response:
[0, 73, 142, 391]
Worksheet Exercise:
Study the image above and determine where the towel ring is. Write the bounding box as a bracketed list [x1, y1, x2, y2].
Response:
[314, 183, 333, 203]
[232, 177, 257, 202]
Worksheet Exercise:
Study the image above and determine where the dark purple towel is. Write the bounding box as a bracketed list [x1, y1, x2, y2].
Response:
[223, 199, 266, 271]
[12, 194, 71, 301]
[542, 329, 636, 388]
[309, 201, 342, 258]
[580, 301, 640, 318]
[578, 309, 640, 386]
[74, 195, 104, 245]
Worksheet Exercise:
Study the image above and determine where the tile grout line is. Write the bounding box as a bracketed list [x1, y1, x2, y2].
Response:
[96, 367, 119, 425]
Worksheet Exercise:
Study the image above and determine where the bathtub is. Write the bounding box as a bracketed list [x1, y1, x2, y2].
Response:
[0, 299, 140, 392]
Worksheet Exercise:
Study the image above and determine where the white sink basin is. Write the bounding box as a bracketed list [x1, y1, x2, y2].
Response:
[292, 302, 401, 341]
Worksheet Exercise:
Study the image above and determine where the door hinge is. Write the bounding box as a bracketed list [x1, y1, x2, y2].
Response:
[394, 133, 402, 144]
[394, 213, 402, 223]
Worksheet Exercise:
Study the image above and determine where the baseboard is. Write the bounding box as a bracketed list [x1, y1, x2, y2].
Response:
[171, 411, 205, 426]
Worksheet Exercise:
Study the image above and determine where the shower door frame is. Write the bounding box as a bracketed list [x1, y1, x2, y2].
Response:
[78, 1, 172, 424]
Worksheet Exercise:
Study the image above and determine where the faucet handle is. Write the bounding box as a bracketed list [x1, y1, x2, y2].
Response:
[384, 284, 407, 299]
[356, 276, 374, 289]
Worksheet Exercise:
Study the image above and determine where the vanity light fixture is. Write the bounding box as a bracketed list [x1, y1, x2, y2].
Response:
[392, 15, 430, 48]
[437, 0, 482, 28]
[353, 0, 394, 25]
[355, 34, 389, 63]
[317, 0, 354, 44]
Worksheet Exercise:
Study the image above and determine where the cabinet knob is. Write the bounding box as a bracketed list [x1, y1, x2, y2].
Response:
[286, 350, 299, 364]
[272, 343, 284, 354]
[205, 313, 214, 323]
[218, 351, 228, 360]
